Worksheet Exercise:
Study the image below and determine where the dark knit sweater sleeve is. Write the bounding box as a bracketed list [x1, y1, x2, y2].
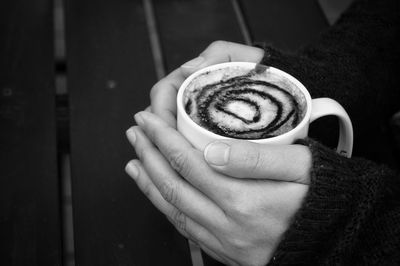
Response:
[256, 0, 400, 265]
[260, 0, 399, 115]
[259, 0, 400, 160]
[268, 139, 400, 265]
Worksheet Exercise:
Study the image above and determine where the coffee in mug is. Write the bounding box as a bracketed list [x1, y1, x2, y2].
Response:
[183, 64, 307, 139]
[177, 62, 353, 157]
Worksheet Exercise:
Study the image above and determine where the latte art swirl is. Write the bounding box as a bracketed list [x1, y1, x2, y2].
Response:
[184, 71, 306, 139]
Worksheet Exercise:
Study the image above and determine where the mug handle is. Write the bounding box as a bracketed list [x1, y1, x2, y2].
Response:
[310, 98, 354, 158]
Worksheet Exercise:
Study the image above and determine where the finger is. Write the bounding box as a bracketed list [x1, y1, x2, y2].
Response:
[133, 111, 245, 208]
[180, 41, 264, 76]
[125, 160, 228, 263]
[144, 105, 152, 112]
[150, 68, 186, 128]
[126, 126, 229, 230]
[203, 140, 312, 184]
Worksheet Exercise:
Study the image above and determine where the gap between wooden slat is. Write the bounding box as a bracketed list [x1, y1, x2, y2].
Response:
[60, 154, 75, 266]
[232, 0, 253, 45]
[143, 0, 166, 79]
[54, 0, 75, 265]
[318, 0, 355, 25]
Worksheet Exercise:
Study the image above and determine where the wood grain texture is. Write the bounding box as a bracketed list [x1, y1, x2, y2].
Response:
[0, 0, 61, 265]
[65, 0, 191, 264]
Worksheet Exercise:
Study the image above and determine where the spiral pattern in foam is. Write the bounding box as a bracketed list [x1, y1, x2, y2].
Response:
[185, 75, 304, 139]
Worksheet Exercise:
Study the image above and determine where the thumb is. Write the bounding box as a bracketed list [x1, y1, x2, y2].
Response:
[203, 140, 312, 184]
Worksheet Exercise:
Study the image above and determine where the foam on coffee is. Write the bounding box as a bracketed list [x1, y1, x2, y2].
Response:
[183, 65, 307, 139]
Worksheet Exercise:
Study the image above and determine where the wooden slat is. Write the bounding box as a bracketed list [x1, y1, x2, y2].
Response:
[0, 0, 61, 265]
[65, 0, 191, 265]
[154, 0, 245, 72]
[153, 1, 244, 265]
[240, 0, 329, 51]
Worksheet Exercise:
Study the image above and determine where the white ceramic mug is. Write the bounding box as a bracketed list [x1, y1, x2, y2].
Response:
[177, 62, 353, 157]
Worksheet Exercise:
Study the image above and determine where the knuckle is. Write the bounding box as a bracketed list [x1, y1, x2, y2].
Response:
[147, 122, 173, 147]
[219, 186, 242, 211]
[202, 40, 229, 54]
[168, 149, 191, 176]
[144, 124, 160, 144]
[171, 209, 187, 234]
[141, 183, 153, 198]
[230, 237, 251, 252]
[211, 40, 228, 49]
[228, 194, 254, 218]
[232, 202, 250, 216]
[134, 146, 144, 159]
[242, 148, 262, 174]
[136, 145, 149, 161]
[160, 180, 179, 205]
[150, 81, 163, 100]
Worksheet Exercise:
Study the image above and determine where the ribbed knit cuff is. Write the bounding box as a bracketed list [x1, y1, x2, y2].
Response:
[258, 45, 298, 74]
[257, 45, 322, 95]
[268, 138, 387, 265]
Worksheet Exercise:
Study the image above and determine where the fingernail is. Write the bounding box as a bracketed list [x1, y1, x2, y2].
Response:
[204, 142, 230, 166]
[134, 113, 144, 126]
[126, 127, 136, 144]
[181, 56, 205, 68]
[125, 161, 139, 179]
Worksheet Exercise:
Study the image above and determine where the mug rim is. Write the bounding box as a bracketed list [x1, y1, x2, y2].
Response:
[177, 62, 312, 143]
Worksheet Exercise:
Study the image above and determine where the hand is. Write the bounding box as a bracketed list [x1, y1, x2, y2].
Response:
[125, 111, 312, 266]
[149, 41, 264, 128]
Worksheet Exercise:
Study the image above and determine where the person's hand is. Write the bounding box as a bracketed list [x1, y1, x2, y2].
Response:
[125, 111, 311, 266]
[149, 41, 264, 128]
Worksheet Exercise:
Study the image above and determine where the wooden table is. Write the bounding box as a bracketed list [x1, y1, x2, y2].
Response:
[1, 0, 336, 265]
